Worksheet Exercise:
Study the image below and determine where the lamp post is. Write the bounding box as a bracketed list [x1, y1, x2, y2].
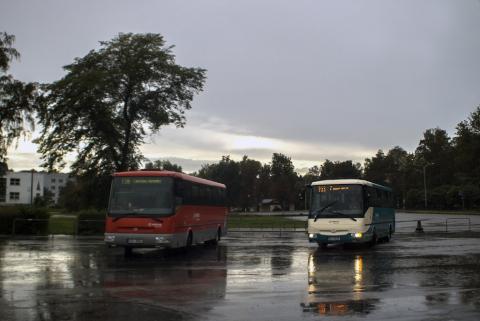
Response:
[423, 163, 432, 209]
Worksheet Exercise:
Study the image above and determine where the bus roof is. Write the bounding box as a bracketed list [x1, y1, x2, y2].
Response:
[113, 171, 226, 189]
[310, 179, 392, 192]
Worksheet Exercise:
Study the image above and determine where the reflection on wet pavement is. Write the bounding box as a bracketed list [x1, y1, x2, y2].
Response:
[0, 233, 480, 320]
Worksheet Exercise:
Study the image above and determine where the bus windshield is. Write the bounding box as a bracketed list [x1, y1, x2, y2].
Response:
[108, 177, 174, 216]
[310, 184, 364, 218]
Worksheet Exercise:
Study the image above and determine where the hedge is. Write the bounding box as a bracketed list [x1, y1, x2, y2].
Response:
[0, 206, 49, 235]
[76, 209, 106, 235]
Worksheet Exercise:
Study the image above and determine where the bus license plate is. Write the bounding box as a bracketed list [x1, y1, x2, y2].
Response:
[328, 236, 341, 241]
[127, 239, 144, 244]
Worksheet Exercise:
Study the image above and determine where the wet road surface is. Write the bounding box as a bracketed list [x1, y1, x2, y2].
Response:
[1, 232, 480, 321]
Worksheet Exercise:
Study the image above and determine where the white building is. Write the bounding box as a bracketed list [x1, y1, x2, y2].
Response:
[0, 171, 71, 206]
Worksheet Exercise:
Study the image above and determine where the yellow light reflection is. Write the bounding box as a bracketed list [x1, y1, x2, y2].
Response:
[353, 255, 363, 297]
[308, 254, 315, 274]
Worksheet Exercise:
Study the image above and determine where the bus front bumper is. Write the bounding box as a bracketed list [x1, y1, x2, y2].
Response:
[308, 232, 370, 244]
[104, 233, 174, 248]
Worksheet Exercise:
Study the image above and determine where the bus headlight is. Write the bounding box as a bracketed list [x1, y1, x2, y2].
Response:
[105, 235, 115, 242]
[353, 232, 363, 238]
[155, 236, 168, 243]
[309, 233, 315, 239]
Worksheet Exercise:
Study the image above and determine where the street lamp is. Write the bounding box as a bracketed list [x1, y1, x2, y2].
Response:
[423, 163, 433, 209]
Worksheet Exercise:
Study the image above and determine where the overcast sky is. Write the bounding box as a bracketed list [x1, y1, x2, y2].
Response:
[2, 0, 480, 173]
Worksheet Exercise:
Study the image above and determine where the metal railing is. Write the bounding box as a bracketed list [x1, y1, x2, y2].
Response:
[7, 216, 480, 237]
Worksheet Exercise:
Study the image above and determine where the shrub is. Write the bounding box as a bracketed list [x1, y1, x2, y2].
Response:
[76, 209, 106, 235]
[0, 206, 49, 235]
[405, 189, 424, 209]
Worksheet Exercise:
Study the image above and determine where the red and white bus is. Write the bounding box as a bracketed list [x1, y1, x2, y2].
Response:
[104, 171, 227, 254]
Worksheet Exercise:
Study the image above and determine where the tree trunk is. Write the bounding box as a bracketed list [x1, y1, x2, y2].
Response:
[119, 95, 132, 172]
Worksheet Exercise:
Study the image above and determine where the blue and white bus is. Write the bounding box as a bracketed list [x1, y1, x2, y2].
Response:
[307, 179, 395, 247]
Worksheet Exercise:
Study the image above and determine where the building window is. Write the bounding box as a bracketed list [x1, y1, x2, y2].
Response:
[0, 178, 6, 202]
[51, 178, 56, 183]
[51, 186, 56, 190]
[9, 192, 20, 200]
[59, 179, 64, 183]
[10, 178, 20, 186]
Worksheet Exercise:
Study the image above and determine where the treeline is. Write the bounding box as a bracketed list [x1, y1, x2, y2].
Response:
[192, 107, 480, 211]
[22, 107, 480, 212]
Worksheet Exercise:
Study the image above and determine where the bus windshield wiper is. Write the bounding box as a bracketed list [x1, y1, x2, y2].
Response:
[313, 201, 337, 222]
[330, 211, 357, 222]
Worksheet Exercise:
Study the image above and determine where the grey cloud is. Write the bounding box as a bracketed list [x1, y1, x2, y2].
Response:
[2, 0, 479, 169]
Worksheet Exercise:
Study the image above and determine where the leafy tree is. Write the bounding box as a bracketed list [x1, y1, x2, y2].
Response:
[256, 163, 272, 206]
[197, 156, 240, 206]
[320, 159, 362, 180]
[144, 159, 183, 172]
[364, 147, 414, 208]
[364, 150, 389, 184]
[58, 175, 110, 210]
[238, 156, 262, 210]
[415, 128, 454, 188]
[0, 32, 37, 169]
[270, 153, 298, 210]
[34, 188, 55, 207]
[0, 32, 19, 71]
[36, 33, 206, 175]
[303, 165, 320, 184]
[453, 106, 480, 184]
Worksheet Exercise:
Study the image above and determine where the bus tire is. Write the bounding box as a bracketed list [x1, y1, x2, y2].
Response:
[385, 226, 392, 242]
[124, 247, 133, 257]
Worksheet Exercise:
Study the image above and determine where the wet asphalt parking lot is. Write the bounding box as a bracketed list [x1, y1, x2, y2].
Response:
[1, 218, 480, 320]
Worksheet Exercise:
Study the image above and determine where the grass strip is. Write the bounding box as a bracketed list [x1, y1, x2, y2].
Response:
[48, 215, 77, 235]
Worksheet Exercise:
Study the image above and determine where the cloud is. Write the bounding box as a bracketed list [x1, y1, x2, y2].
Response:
[3, 0, 480, 173]
[141, 115, 377, 172]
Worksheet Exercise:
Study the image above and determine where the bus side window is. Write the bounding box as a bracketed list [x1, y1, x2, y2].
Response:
[367, 187, 376, 208]
[206, 186, 213, 206]
[200, 185, 208, 206]
[388, 191, 394, 208]
[182, 181, 192, 205]
[174, 180, 184, 205]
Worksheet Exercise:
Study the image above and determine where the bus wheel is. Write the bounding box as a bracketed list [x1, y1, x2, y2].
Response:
[124, 247, 133, 257]
[385, 226, 392, 242]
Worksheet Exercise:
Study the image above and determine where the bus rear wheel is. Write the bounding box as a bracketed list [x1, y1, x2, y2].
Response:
[124, 247, 133, 257]
[385, 226, 392, 242]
